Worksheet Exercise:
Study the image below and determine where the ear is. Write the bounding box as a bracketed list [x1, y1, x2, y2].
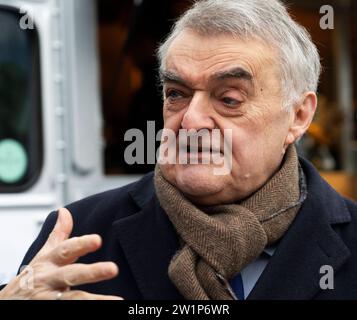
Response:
[284, 92, 317, 148]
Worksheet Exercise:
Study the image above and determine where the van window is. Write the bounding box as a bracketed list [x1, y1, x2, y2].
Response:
[0, 7, 43, 192]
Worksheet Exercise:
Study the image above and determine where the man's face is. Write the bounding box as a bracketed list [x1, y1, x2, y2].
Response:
[159, 30, 294, 205]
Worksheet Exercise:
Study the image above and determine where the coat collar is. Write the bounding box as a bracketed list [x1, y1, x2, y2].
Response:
[112, 173, 183, 299]
[247, 157, 351, 299]
[113, 158, 352, 300]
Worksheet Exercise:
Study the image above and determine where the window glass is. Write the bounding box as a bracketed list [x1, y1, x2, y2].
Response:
[0, 7, 43, 192]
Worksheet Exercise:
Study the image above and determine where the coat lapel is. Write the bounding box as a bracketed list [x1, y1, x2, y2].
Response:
[112, 174, 183, 300]
[248, 158, 351, 300]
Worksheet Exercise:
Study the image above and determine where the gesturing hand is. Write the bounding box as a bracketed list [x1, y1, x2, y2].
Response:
[0, 208, 122, 300]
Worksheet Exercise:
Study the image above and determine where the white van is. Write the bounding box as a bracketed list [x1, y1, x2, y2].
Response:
[0, 0, 140, 284]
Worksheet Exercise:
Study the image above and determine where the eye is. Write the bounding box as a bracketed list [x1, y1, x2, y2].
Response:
[165, 89, 184, 101]
[222, 97, 241, 107]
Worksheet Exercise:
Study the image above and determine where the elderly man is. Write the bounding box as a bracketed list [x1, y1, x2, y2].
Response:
[1, 0, 357, 300]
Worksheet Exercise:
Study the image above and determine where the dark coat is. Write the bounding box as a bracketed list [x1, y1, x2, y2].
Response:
[16, 157, 357, 299]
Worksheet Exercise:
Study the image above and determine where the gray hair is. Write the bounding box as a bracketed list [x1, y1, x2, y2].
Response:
[157, 0, 321, 110]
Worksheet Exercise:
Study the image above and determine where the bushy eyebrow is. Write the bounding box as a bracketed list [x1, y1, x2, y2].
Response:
[212, 67, 253, 82]
[159, 66, 254, 88]
[159, 70, 188, 87]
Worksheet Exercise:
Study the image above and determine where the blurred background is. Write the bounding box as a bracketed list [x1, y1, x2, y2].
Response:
[0, 0, 356, 282]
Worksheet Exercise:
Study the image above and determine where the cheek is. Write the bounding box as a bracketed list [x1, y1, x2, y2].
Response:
[230, 111, 290, 171]
[229, 115, 277, 165]
[244, 104, 289, 143]
[263, 109, 291, 148]
[231, 129, 263, 165]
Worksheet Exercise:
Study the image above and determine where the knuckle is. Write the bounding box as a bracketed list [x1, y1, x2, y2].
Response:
[62, 272, 78, 287]
[57, 238, 81, 260]
[63, 278, 76, 288]
[58, 245, 71, 260]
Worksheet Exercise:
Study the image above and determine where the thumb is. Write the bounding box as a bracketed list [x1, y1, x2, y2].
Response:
[44, 208, 74, 249]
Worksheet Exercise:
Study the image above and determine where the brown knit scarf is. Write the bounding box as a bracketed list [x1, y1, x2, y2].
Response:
[154, 146, 306, 300]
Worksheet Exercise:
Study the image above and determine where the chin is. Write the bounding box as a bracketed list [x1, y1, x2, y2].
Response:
[174, 164, 225, 197]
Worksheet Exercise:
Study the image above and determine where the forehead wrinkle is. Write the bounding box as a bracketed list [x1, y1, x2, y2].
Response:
[166, 49, 269, 86]
[165, 38, 275, 90]
[168, 34, 273, 66]
[170, 47, 259, 68]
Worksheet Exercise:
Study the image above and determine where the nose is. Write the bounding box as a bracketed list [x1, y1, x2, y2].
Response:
[181, 92, 215, 131]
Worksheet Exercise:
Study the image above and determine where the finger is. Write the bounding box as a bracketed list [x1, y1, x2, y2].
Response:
[47, 262, 119, 288]
[43, 208, 74, 251]
[49, 234, 102, 265]
[56, 290, 123, 300]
